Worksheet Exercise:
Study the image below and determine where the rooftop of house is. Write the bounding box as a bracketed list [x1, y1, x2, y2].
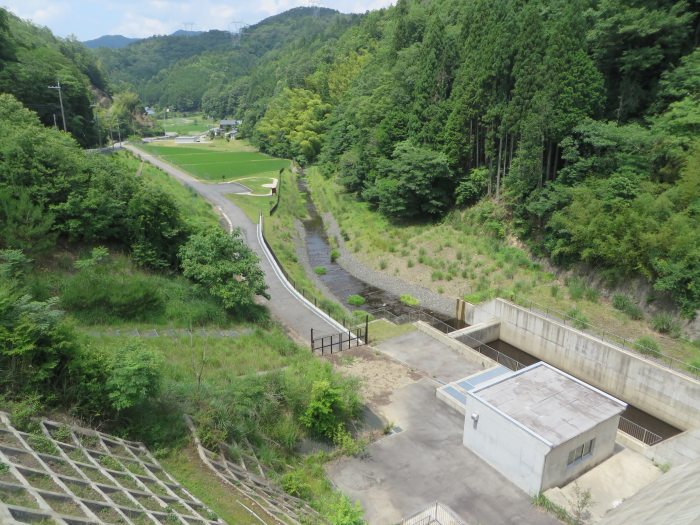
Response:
[470, 362, 626, 446]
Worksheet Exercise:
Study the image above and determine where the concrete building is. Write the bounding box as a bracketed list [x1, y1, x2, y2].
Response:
[463, 362, 626, 495]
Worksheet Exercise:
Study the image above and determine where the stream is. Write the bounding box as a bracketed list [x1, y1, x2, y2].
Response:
[297, 176, 462, 331]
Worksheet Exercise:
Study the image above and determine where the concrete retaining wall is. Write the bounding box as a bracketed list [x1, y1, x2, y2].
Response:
[449, 320, 501, 345]
[415, 321, 497, 370]
[470, 299, 700, 431]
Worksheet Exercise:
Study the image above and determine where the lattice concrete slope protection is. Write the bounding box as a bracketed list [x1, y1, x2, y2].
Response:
[0, 412, 221, 525]
[187, 417, 323, 525]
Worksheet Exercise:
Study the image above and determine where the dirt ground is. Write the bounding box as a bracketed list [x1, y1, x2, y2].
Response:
[323, 346, 423, 408]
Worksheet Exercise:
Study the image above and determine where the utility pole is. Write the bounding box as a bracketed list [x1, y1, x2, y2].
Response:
[48, 80, 67, 131]
[52, 114, 58, 130]
[90, 103, 102, 148]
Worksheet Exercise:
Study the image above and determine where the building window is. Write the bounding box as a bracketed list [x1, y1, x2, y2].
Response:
[567, 438, 595, 467]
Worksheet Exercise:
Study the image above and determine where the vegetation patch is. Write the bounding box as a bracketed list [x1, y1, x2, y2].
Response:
[346, 295, 366, 306]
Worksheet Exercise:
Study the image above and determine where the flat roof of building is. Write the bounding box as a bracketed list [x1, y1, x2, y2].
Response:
[471, 362, 626, 446]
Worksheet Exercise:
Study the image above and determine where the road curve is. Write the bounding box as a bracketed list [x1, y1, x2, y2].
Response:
[126, 144, 344, 344]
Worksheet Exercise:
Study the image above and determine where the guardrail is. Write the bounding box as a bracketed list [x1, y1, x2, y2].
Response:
[618, 416, 663, 446]
[486, 296, 700, 378]
[258, 213, 365, 335]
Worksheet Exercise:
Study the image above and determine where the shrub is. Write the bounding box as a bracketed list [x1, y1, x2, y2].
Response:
[567, 308, 589, 330]
[99, 455, 123, 471]
[550, 285, 559, 298]
[27, 435, 58, 455]
[399, 294, 419, 306]
[299, 380, 346, 440]
[9, 397, 42, 433]
[634, 336, 660, 356]
[314, 266, 327, 276]
[612, 294, 644, 320]
[179, 228, 269, 309]
[407, 259, 414, 268]
[437, 286, 445, 294]
[650, 313, 681, 337]
[346, 295, 365, 306]
[566, 277, 586, 301]
[379, 260, 387, 270]
[330, 249, 340, 262]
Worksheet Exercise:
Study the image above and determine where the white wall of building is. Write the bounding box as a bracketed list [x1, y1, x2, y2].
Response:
[463, 394, 550, 495]
[541, 416, 621, 491]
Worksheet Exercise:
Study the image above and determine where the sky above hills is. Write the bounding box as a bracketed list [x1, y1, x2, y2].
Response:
[1, 0, 394, 40]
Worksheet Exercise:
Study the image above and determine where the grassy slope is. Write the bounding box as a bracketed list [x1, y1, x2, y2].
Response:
[160, 447, 273, 525]
[306, 168, 700, 368]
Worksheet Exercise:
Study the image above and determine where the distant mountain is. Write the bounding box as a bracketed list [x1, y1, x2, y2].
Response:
[83, 34, 140, 49]
[170, 30, 203, 37]
[84, 30, 203, 49]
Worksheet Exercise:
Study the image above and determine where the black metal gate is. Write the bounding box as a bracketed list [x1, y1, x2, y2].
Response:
[311, 317, 369, 355]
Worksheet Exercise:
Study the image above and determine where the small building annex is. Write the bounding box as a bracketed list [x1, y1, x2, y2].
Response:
[463, 362, 626, 495]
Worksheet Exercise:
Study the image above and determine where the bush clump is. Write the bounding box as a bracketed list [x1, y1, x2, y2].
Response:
[634, 336, 661, 356]
[330, 249, 340, 263]
[314, 266, 327, 276]
[650, 313, 681, 338]
[612, 294, 644, 320]
[400, 294, 419, 307]
[346, 294, 366, 306]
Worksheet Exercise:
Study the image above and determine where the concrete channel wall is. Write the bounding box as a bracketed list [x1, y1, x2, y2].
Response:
[461, 299, 700, 431]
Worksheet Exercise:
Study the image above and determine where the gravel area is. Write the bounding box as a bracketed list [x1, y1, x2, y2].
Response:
[322, 212, 455, 318]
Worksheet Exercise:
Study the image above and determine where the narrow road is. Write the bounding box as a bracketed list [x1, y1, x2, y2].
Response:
[127, 144, 343, 344]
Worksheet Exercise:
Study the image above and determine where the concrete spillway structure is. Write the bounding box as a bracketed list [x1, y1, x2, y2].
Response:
[453, 299, 700, 434]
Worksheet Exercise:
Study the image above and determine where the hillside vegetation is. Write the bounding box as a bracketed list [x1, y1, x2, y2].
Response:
[0, 9, 107, 146]
[99, 0, 699, 319]
[0, 94, 364, 522]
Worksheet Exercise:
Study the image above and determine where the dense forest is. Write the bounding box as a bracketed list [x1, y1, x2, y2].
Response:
[3, 1, 699, 318]
[94, 1, 700, 317]
[0, 9, 107, 146]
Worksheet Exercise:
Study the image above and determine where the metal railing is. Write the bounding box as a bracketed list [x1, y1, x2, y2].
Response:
[364, 306, 456, 334]
[400, 502, 466, 525]
[481, 296, 700, 378]
[618, 416, 663, 446]
[455, 333, 526, 371]
[311, 324, 368, 355]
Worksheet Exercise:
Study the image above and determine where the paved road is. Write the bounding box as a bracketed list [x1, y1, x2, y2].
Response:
[127, 144, 342, 343]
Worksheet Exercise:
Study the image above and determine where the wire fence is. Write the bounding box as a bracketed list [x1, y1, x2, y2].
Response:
[618, 416, 663, 446]
[487, 296, 700, 378]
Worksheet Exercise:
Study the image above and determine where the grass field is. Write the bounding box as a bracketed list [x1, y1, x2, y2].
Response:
[141, 140, 289, 182]
[162, 112, 213, 135]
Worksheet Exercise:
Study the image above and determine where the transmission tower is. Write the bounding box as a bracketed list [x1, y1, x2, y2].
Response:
[228, 21, 248, 47]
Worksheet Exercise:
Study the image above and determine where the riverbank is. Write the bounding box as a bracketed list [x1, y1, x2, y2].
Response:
[304, 167, 700, 368]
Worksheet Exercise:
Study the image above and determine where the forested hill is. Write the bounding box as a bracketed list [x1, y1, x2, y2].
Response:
[0, 9, 107, 146]
[89, 0, 699, 315]
[95, 7, 360, 111]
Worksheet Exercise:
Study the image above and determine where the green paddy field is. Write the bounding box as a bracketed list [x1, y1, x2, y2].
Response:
[140, 140, 289, 182]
